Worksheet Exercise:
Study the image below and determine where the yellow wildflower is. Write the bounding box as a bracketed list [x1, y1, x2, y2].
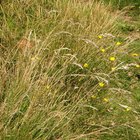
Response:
[111, 67, 116, 71]
[91, 95, 96, 99]
[131, 53, 139, 57]
[99, 82, 105, 87]
[101, 48, 105, 53]
[126, 107, 131, 112]
[136, 64, 140, 68]
[103, 98, 109, 103]
[109, 56, 116, 61]
[83, 63, 89, 68]
[98, 35, 103, 39]
[116, 42, 121, 46]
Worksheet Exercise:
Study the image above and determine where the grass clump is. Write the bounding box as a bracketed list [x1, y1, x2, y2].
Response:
[0, 0, 140, 139]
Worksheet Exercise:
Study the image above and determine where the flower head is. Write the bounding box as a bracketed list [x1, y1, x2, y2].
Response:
[101, 48, 105, 53]
[91, 95, 96, 99]
[131, 53, 139, 57]
[126, 107, 131, 112]
[111, 67, 116, 71]
[116, 42, 121, 46]
[98, 35, 103, 39]
[83, 63, 89, 68]
[99, 82, 105, 87]
[135, 64, 140, 68]
[109, 56, 116, 61]
[103, 98, 109, 103]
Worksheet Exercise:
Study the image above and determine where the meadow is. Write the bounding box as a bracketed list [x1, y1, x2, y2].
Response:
[0, 0, 140, 139]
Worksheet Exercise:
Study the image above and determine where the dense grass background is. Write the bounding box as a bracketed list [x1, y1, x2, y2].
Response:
[0, 0, 140, 139]
[101, 0, 140, 9]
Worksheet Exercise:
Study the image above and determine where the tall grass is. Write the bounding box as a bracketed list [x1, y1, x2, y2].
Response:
[0, 0, 140, 139]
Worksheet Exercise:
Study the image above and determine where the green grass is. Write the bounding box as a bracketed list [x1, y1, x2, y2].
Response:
[101, 0, 140, 9]
[0, 0, 140, 139]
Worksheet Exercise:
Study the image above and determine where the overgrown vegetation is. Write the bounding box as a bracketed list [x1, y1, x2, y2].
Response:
[0, 0, 140, 139]
[101, 0, 140, 9]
